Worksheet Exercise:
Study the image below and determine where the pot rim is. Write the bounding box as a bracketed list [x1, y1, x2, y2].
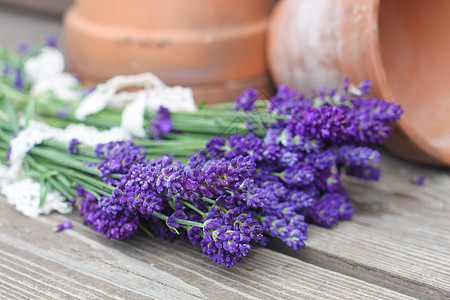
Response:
[367, 0, 449, 165]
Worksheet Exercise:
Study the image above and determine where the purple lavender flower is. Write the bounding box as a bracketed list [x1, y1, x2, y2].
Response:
[204, 136, 226, 159]
[5, 147, 11, 162]
[269, 85, 300, 115]
[84, 161, 97, 167]
[343, 77, 350, 92]
[261, 214, 308, 250]
[359, 80, 372, 95]
[166, 210, 188, 234]
[147, 154, 175, 167]
[345, 165, 380, 181]
[325, 173, 343, 193]
[56, 110, 67, 120]
[18, 43, 30, 53]
[413, 176, 426, 186]
[344, 98, 402, 145]
[287, 104, 352, 143]
[328, 88, 337, 98]
[148, 106, 172, 139]
[14, 69, 24, 90]
[226, 134, 265, 161]
[288, 190, 316, 209]
[45, 35, 58, 48]
[280, 163, 315, 187]
[232, 179, 268, 208]
[95, 141, 147, 185]
[337, 146, 380, 167]
[235, 88, 258, 111]
[305, 149, 336, 171]
[54, 220, 72, 232]
[307, 192, 354, 227]
[118, 163, 170, 216]
[56, 104, 71, 120]
[187, 225, 203, 245]
[78, 187, 139, 240]
[67, 138, 81, 155]
[261, 180, 289, 202]
[2, 65, 10, 76]
[280, 150, 301, 167]
[200, 207, 263, 267]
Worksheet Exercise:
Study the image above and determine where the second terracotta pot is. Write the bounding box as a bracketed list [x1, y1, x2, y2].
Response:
[267, 0, 450, 166]
[64, 0, 276, 103]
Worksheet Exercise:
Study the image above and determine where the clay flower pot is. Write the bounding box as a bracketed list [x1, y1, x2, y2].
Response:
[267, 0, 450, 166]
[63, 0, 276, 104]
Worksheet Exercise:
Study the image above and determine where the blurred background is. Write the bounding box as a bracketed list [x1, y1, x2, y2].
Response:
[0, 0, 69, 44]
[0, 0, 449, 166]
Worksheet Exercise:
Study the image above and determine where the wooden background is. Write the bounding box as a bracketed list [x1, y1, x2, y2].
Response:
[0, 4, 449, 299]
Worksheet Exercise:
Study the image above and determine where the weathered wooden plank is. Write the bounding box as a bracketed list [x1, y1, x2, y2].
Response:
[0, 6, 445, 299]
[271, 151, 450, 299]
[0, 199, 414, 300]
[0, 279, 40, 299]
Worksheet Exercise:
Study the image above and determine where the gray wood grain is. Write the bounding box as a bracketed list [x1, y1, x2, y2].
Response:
[0, 7, 447, 300]
[270, 151, 450, 299]
[0, 198, 416, 300]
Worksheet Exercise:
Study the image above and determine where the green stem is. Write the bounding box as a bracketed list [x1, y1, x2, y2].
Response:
[181, 200, 206, 218]
[63, 175, 103, 197]
[42, 139, 99, 160]
[201, 197, 216, 205]
[45, 164, 115, 192]
[29, 147, 100, 175]
[47, 176, 77, 201]
[138, 224, 156, 239]
[0, 127, 11, 142]
[152, 211, 204, 228]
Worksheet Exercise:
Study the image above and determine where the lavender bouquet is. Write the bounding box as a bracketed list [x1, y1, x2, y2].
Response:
[0, 41, 403, 267]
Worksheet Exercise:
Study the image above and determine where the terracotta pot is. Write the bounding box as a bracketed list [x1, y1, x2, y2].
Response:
[267, 0, 450, 166]
[63, 0, 276, 104]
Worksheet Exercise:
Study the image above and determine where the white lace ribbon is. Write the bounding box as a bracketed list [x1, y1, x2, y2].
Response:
[24, 47, 65, 82]
[25, 47, 82, 101]
[0, 176, 72, 218]
[75, 72, 166, 120]
[120, 92, 148, 138]
[75, 72, 197, 138]
[8, 121, 61, 179]
[1, 120, 133, 217]
[31, 72, 82, 101]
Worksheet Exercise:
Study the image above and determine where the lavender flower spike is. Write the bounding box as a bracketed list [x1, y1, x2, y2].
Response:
[46, 35, 58, 48]
[67, 138, 81, 155]
[14, 69, 24, 91]
[235, 88, 259, 111]
[54, 220, 72, 232]
[148, 106, 172, 139]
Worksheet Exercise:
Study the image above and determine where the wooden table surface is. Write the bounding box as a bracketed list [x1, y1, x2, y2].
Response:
[0, 5, 449, 300]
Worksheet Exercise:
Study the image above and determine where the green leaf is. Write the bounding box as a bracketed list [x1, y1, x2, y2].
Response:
[166, 222, 180, 235]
